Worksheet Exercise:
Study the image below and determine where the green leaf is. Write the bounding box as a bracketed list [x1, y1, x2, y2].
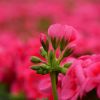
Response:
[0, 84, 10, 100]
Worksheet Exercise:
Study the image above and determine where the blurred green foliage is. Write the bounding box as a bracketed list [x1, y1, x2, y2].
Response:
[0, 84, 26, 100]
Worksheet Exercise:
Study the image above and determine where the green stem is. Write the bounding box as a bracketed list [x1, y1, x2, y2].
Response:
[50, 72, 58, 100]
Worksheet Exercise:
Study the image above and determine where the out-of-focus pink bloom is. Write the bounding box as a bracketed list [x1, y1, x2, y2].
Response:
[38, 76, 52, 96]
[0, 4, 19, 23]
[61, 60, 85, 100]
[11, 80, 23, 96]
[60, 55, 100, 100]
[81, 62, 100, 91]
[0, 34, 24, 83]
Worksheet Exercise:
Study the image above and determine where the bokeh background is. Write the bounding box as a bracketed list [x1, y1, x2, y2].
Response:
[0, 0, 100, 100]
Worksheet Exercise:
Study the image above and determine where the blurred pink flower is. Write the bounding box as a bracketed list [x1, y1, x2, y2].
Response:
[60, 55, 100, 100]
[0, 34, 24, 83]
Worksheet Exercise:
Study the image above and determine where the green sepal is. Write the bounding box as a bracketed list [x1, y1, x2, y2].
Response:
[51, 37, 60, 50]
[46, 40, 49, 52]
[63, 48, 73, 58]
[60, 37, 68, 51]
[41, 39, 49, 52]
[31, 56, 42, 63]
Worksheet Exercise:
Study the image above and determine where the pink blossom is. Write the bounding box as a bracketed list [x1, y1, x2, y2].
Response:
[48, 24, 64, 39]
[61, 60, 85, 100]
[38, 76, 52, 96]
[48, 24, 79, 42]
[64, 25, 79, 42]
[60, 55, 100, 100]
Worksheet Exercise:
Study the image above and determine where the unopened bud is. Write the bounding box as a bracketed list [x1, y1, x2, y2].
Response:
[41, 64, 50, 70]
[40, 47, 47, 58]
[37, 69, 43, 74]
[42, 70, 49, 75]
[40, 33, 49, 52]
[48, 24, 63, 50]
[31, 56, 42, 63]
[64, 25, 78, 42]
[31, 65, 41, 70]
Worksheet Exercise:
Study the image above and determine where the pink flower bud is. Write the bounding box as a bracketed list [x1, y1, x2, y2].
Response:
[63, 25, 78, 42]
[48, 24, 78, 50]
[40, 33, 49, 52]
[40, 33, 47, 44]
[48, 24, 64, 39]
[48, 24, 78, 42]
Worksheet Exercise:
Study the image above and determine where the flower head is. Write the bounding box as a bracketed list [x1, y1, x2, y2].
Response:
[48, 24, 78, 50]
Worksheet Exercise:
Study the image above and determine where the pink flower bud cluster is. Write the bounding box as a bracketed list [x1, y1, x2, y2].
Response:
[48, 24, 78, 43]
[39, 24, 79, 65]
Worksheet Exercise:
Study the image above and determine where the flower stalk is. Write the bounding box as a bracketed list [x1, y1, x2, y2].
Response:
[50, 72, 58, 100]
